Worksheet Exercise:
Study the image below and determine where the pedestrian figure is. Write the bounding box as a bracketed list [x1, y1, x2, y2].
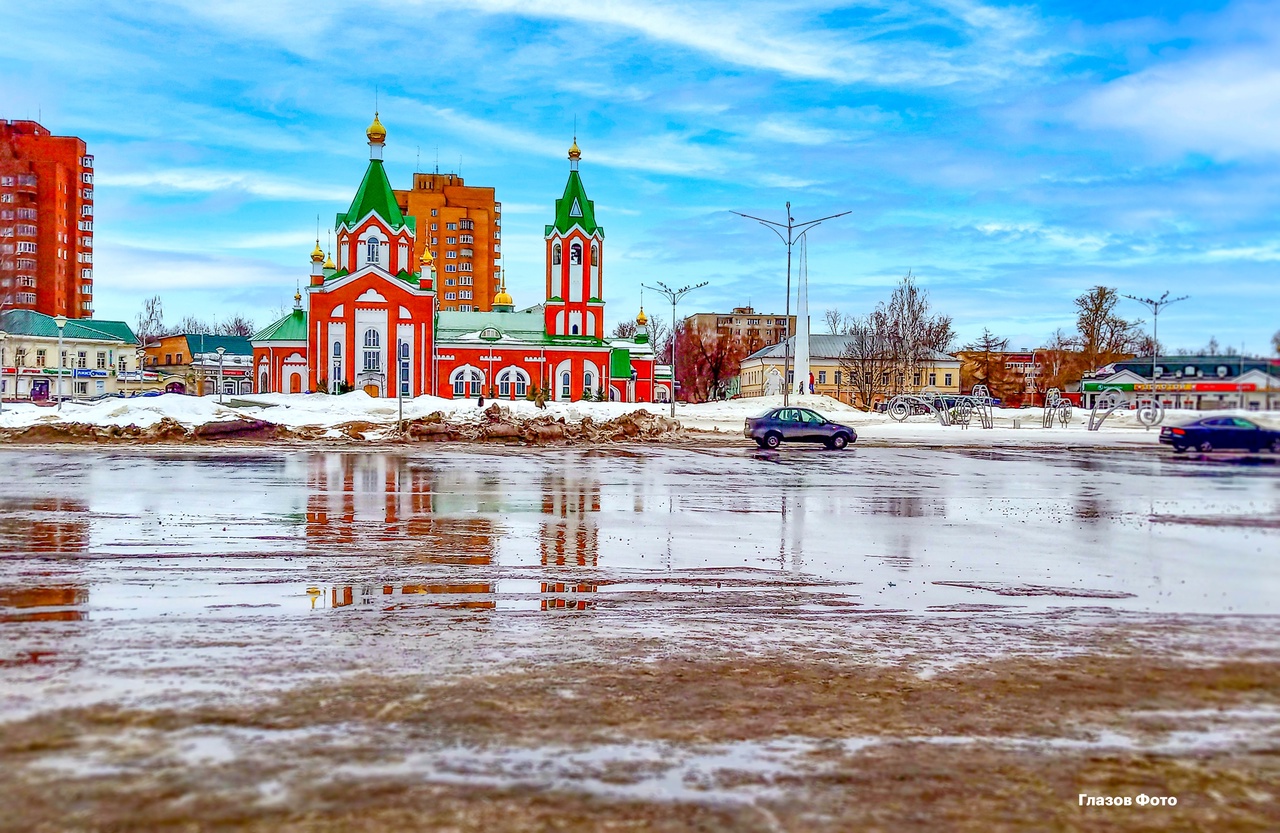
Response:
[478, 394, 485, 408]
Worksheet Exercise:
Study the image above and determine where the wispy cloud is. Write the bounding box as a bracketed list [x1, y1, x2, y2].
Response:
[98, 169, 350, 201]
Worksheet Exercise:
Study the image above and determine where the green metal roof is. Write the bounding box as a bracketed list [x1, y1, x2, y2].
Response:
[251, 309, 308, 343]
[545, 170, 602, 238]
[610, 347, 632, 377]
[435, 309, 603, 347]
[337, 159, 408, 231]
[0, 309, 137, 343]
[182, 334, 253, 356]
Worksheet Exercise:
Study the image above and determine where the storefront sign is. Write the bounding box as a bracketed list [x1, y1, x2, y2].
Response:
[1084, 381, 1258, 393]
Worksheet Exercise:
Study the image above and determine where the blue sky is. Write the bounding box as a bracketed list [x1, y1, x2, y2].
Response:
[3, 0, 1278, 352]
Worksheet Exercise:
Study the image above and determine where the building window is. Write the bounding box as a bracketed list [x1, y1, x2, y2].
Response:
[460, 275, 473, 285]
[445, 292, 456, 300]
[818, 371, 827, 384]
[445, 278, 455, 286]
[459, 305, 472, 311]
[444, 264, 457, 272]
[446, 236, 457, 245]
[332, 340, 341, 358]
[561, 371, 571, 399]
[366, 237, 380, 265]
[590, 244, 598, 266]
[77, 351, 87, 369]
[928, 373, 936, 386]
[431, 209, 438, 216]
[913, 372, 921, 387]
[460, 234, 473, 244]
[460, 290, 472, 300]
[35, 349, 46, 368]
[446, 222, 457, 230]
[944, 373, 953, 386]
[497, 367, 529, 398]
[445, 251, 456, 258]
[363, 329, 380, 372]
[430, 223, 437, 230]
[570, 242, 582, 265]
[584, 370, 594, 395]
[451, 366, 483, 397]
[552, 244, 561, 265]
[76, 382, 88, 396]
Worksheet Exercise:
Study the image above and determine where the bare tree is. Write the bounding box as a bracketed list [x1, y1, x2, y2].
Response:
[675, 319, 748, 401]
[647, 314, 672, 365]
[610, 320, 638, 339]
[1036, 328, 1079, 394]
[135, 295, 165, 345]
[823, 307, 846, 335]
[1074, 286, 1144, 371]
[215, 314, 256, 337]
[176, 315, 213, 335]
[838, 310, 894, 409]
[1272, 329, 1280, 356]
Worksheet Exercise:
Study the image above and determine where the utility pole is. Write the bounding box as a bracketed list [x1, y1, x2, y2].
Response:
[642, 281, 707, 419]
[732, 203, 850, 407]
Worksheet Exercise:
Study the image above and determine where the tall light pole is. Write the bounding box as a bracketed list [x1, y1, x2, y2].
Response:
[396, 338, 404, 430]
[135, 348, 147, 397]
[642, 280, 707, 419]
[53, 314, 67, 410]
[216, 346, 226, 404]
[732, 203, 850, 407]
[1122, 291, 1188, 406]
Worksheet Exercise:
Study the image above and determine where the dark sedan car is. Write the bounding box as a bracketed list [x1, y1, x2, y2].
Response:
[1160, 416, 1280, 453]
[744, 407, 857, 450]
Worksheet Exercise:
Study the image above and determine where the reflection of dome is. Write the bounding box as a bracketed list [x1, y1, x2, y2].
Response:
[568, 138, 581, 161]
[636, 307, 648, 326]
[310, 241, 324, 262]
[367, 112, 387, 143]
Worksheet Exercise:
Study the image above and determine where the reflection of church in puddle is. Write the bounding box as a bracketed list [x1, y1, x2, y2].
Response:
[304, 454, 600, 612]
[0, 496, 90, 624]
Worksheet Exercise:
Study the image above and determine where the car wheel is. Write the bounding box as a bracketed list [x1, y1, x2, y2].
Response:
[1198, 440, 1214, 453]
[827, 433, 849, 450]
[764, 432, 782, 450]
[1172, 444, 1187, 453]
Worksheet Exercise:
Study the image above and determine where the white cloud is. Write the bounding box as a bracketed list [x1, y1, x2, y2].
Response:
[1071, 48, 1280, 160]
[97, 169, 350, 201]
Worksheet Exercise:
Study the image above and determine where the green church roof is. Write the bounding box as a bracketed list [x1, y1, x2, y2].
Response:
[337, 159, 408, 231]
[545, 170, 602, 238]
[252, 309, 308, 343]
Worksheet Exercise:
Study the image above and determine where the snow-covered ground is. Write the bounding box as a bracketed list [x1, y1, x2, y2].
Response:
[1, 391, 1276, 446]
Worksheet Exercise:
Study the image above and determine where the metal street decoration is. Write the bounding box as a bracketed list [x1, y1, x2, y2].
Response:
[1087, 390, 1165, 432]
[1041, 388, 1073, 428]
[886, 385, 994, 429]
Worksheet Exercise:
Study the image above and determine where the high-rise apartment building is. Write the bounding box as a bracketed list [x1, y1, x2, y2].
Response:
[394, 173, 500, 312]
[683, 306, 796, 354]
[0, 120, 94, 319]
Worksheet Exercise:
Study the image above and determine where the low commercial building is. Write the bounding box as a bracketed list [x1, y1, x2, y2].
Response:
[0, 309, 143, 400]
[142, 334, 254, 396]
[1083, 356, 1280, 411]
[739, 334, 961, 407]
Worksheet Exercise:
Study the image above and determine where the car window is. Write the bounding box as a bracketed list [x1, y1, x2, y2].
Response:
[798, 409, 822, 424]
[1199, 418, 1228, 426]
[1231, 418, 1257, 429]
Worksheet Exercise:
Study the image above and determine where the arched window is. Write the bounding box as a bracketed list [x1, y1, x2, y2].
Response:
[366, 237, 380, 265]
[451, 366, 484, 398]
[552, 243, 561, 265]
[570, 242, 582, 265]
[584, 371, 594, 395]
[590, 244, 598, 267]
[571, 324, 579, 335]
[364, 329, 379, 348]
[497, 367, 529, 398]
[332, 340, 341, 357]
[560, 371, 571, 399]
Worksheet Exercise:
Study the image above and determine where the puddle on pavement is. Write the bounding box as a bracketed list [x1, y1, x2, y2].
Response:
[0, 446, 1276, 645]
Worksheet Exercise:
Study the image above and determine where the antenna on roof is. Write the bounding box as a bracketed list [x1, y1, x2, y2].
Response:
[416, 145, 421, 173]
[458, 154, 463, 177]
[435, 145, 439, 175]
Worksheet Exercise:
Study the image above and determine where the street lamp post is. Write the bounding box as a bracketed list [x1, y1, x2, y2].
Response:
[732, 203, 850, 407]
[1122, 291, 1188, 414]
[53, 314, 67, 410]
[135, 348, 147, 397]
[642, 281, 708, 419]
[216, 346, 226, 404]
[396, 339, 404, 430]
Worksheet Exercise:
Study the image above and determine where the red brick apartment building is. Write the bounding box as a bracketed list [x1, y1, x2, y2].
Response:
[0, 120, 94, 319]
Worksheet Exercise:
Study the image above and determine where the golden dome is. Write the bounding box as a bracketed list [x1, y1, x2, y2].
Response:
[568, 138, 581, 161]
[494, 275, 513, 306]
[366, 112, 387, 144]
[310, 241, 324, 262]
[323, 252, 335, 270]
[419, 248, 434, 269]
[636, 306, 648, 326]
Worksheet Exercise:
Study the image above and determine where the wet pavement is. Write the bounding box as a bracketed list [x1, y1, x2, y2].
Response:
[1, 444, 1278, 830]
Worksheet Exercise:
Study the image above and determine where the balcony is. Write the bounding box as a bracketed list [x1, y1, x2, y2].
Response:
[460, 248, 473, 257]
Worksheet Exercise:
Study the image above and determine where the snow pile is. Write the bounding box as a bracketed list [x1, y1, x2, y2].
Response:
[2, 391, 1274, 445]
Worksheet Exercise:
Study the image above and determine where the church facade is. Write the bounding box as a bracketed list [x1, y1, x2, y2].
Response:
[252, 117, 670, 403]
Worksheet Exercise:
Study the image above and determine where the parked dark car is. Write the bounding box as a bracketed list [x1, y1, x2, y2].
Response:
[744, 407, 857, 450]
[1160, 416, 1280, 453]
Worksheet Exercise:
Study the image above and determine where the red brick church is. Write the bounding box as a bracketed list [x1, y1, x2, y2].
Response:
[252, 116, 670, 403]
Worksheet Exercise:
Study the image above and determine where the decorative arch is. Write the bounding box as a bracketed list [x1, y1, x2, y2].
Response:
[553, 359, 573, 401]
